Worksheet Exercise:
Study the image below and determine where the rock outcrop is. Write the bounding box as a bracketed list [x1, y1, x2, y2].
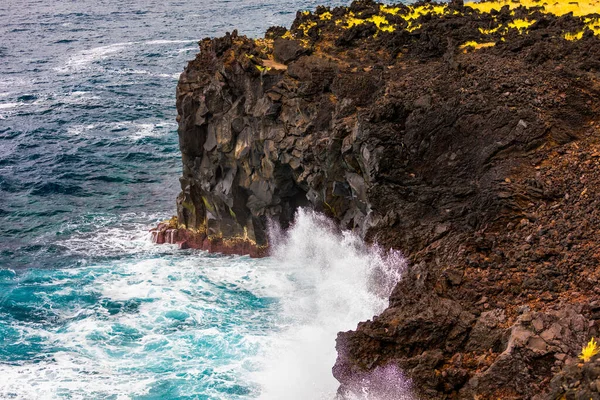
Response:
[155, 0, 600, 397]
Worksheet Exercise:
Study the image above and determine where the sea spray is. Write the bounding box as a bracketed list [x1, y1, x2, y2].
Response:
[256, 209, 408, 399]
[340, 364, 415, 400]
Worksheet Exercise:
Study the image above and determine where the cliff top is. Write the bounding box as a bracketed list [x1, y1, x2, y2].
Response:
[206, 0, 600, 81]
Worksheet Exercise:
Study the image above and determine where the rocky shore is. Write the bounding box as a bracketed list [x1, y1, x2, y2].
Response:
[153, 0, 600, 397]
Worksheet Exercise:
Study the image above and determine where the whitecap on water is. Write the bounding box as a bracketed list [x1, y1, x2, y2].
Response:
[63, 121, 175, 140]
[143, 39, 199, 45]
[178, 46, 199, 54]
[57, 212, 171, 257]
[0, 101, 28, 119]
[55, 39, 199, 74]
[112, 68, 179, 79]
[55, 42, 135, 73]
[66, 124, 96, 136]
[0, 102, 26, 110]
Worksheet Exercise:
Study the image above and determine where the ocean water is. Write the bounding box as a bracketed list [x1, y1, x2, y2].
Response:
[0, 1, 409, 399]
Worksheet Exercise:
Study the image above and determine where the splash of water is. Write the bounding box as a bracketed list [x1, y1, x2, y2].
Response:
[341, 364, 415, 400]
[256, 209, 408, 400]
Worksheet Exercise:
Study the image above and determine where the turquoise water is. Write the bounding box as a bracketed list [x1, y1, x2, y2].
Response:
[0, 1, 407, 399]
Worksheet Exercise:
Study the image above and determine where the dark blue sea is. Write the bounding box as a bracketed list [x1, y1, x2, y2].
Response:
[0, 1, 407, 399]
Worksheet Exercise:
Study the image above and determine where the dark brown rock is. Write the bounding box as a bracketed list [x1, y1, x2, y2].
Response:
[157, 0, 600, 397]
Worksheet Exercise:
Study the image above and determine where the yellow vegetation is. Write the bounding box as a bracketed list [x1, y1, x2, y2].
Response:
[460, 41, 496, 51]
[339, 4, 445, 33]
[297, 20, 317, 36]
[580, 337, 599, 362]
[380, 3, 447, 31]
[465, 0, 600, 17]
[369, 15, 395, 32]
[290, 1, 600, 42]
[565, 31, 585, 41]
[319, 11, 332, 20]
[337, 12, 395, 32]
[584, 17, 600, 35]
[467, 1, 600, 38]
[507, 19, 536, 31]
[479, 26, 501, 35]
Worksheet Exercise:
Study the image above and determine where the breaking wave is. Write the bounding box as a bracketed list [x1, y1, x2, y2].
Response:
[0, 210, 408, 399]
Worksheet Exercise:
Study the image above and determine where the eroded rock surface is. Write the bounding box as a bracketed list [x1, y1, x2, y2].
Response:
[155, 0, 600, 397]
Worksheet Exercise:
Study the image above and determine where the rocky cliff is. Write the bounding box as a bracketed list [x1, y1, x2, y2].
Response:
[153, 0, 600, 398]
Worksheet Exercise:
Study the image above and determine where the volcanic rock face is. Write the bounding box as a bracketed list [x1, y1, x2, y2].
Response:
[156, 0, 600, 397]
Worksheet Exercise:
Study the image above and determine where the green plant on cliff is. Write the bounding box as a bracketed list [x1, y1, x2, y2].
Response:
[579, 337, 599, 362]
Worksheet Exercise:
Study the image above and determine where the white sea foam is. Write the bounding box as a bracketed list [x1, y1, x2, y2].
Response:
[55, 42, 134, 73]
[143, 39, 198, 45]
[63, 121, 175, 140]
[117, 121, 176, 139]
[0, 210, 410, 400]
[55, 39, 198, 73]
[178, 46, 199, 53]
[0, 102, 25, 110]
[0, 254, 268, 399]
[113, 68, 180, 79]
[0, 77, 32, 89]
[255, 209, 408, 400]
[58, 212, 170, 257]
[66, 124, 96, 136]
[0, 101, 27, 119]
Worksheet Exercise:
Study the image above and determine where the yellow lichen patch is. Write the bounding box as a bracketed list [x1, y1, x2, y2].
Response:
[337, 13, 395, 32]
[245, 53, 269, 71]
[460, 41, 496, 52]
[579, 337, 599, 362]
[161, 216, 179, 230]
[228, 207, 237, 219]
[368, 15, 395, 32]
[403, 4, 448, 31]
[319, 11, 332, 20]
[302, 1, 600, 41]
[466, 0, 600, 17]
[468, 2, 600, 40]
[507, 19, 536, 32]
[297, 20, 317, 36]
[584, 17, 600, 35]
[338, 11, 363, 28]
[201, 196, 215, 213]
[479, 26, 501, 35]
[380, 5, 401, 15]
[565, 31, 585, 40]
[409, 4, 447, 19]
[407, 23, 422, 32]
[336, 3, 448, 33]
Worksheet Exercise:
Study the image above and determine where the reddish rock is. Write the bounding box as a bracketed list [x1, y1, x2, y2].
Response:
[150, 219, 267, 258]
